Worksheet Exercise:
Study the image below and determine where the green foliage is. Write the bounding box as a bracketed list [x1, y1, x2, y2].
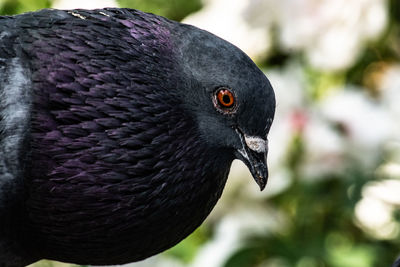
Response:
[0, 0, 51, 15]
[28, 260, 83, 267]
[117, 0, 202, 21]
[304, 68, 345, 100]
[164, 225, 211, 263]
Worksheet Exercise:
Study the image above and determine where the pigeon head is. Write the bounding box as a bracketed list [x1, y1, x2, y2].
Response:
[174, 24, 275, 190]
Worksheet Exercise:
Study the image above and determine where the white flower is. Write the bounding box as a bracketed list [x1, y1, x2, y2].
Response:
[355, 180, 400, 240]
[301, 112, 346, 179]
[318, 88, 394, 167]
[379, 64, 400, 135]
[277, 0, 388, 70]
[264, 62, 307, 169]
[266, 63, 307, 115]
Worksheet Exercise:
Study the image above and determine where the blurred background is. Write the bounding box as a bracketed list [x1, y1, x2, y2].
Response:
[2, 0, 399, 266]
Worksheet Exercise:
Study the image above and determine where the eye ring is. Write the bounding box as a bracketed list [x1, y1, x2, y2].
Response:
[213, 87, 237, 114]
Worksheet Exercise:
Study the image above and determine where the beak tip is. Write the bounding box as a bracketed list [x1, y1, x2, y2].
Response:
[257, 179, 267, 191]
[255, 172, 268, 191]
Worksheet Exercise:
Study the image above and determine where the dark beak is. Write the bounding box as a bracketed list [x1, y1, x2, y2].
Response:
[234, 130, 269, 191]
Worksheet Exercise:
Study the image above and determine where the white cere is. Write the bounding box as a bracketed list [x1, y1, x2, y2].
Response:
[244, 135, 268, 154]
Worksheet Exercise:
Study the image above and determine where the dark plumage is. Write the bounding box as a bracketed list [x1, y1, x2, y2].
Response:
[0, 8, 275, 266]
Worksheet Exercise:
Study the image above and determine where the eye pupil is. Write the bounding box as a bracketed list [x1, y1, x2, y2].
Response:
[222, 94, 231, 104]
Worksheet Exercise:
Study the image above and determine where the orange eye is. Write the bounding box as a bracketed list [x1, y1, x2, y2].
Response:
[216, 88, 235, 108]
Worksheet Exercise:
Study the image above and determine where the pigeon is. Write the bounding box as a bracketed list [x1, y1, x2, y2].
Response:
[0, 8, 275, 266]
